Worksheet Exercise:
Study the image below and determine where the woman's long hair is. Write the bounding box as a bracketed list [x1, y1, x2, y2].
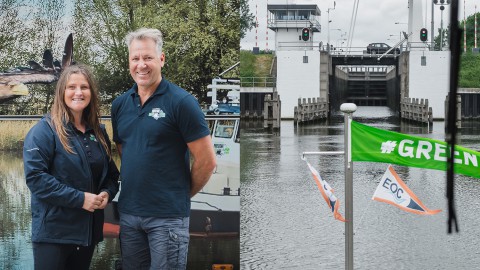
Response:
[50, 64, 110, 157]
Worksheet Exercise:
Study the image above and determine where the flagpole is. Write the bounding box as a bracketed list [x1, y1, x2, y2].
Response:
[340, 103, 357, 270]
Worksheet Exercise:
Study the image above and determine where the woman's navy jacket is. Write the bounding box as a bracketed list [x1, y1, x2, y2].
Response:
[23, 116, 119, 246]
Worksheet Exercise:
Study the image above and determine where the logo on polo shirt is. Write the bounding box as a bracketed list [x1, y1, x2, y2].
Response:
[148, 108, 166, 120]
[89, 134, 97, 142]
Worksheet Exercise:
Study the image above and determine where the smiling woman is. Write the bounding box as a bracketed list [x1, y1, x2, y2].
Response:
[23, 64, 120, 270]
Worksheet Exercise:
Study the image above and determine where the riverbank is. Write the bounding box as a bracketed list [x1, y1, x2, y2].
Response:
[0, 120, 114, 150]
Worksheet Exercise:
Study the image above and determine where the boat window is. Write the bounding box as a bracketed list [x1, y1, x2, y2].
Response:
[214, 120, 236, 139]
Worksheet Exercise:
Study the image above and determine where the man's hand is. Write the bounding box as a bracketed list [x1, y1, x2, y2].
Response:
[98, 191, 110, 209]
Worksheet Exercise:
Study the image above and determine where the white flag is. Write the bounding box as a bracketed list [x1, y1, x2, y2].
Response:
[372, 165, 441, 215]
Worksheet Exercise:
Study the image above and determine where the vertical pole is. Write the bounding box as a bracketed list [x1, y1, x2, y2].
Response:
[400, 31, 402, 51]
[464, 0, 467, 52]
[441, 9, 444, 50]
[327, 10, 330, 53]
[432, 0, 435, 49]
[255, 4, 258, 47]
[340, 103, 357, 270]
[475, 5, 477, 48]
[266, 0, 269, 51]
[211, 79, 217, 107]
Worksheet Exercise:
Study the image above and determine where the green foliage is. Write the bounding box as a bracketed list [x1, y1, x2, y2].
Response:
[433, 25, 450, 51]
[429, 14, 480, 88]
[460, 12, 479, 51]
[435, 13, 480, 51]
[240, 50, 273, 77]
[150, 0, 240, 101]
[240, 0, 255, 39]
[0, 0, 240, 114]
[459, 53, 480, 88]
[240, 50, 274, 87]
[0, 0, 68, 115]
[71, 0, 240, 103]
[0, 0, 33, 70]
[240, 50, 256, 78]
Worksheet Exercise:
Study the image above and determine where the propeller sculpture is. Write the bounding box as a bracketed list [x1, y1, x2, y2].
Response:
[0, 34, 73, 102]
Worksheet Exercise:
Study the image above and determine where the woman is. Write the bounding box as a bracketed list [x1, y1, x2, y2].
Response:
[23, 64, 119, 270]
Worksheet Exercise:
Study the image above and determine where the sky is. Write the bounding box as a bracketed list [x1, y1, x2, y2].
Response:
[241, 0, 478, 51]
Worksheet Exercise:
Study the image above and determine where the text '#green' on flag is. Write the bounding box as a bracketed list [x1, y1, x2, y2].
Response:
[351, 121, 480, 179]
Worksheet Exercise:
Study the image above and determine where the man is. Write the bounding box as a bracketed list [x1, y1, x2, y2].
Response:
[111, 28, 216, 269]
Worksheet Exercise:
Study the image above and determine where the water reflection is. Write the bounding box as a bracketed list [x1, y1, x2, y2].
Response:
[0, 151, 32, 270]
[0, 151, 238, 270]
[188, 238, 240, 270]
[241, 106, 480, 269]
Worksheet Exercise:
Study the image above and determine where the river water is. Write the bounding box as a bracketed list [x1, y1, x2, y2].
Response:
[0, 152, 239, 269]
[2, 107, 479, 269]
[240, 106, 480, 269]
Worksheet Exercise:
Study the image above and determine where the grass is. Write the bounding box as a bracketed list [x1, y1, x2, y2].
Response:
[0, 121, 36, 150]
[240, 50, 256, 78]
[240, 50, 274, 78]
[0, 120, 115, 151]
[459, 53, 480, 88]
[254, 54, 274, 77]
[240, 50, 275, 87]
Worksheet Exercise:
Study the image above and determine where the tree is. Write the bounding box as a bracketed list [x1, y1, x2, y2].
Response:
[460, 12, 479, 51]
[240, 0, 255, 39]
[1, 0, 240, 113]
[434, 25, 450, 51]
[71, 0, 240, 104]
[436, 12, 480, 51]
[0, 0, 31, 70]
[459, 53, 480, 87]
[71, 0, 133, 107]
[30, 0, 68, 113]
[0, 0, 68, 114]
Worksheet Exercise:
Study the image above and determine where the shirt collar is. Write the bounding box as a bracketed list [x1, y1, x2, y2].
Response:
[67, 122, 94, 134]
[129, 76, 167, 98]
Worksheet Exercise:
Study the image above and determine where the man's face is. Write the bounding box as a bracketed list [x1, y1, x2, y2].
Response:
[128, 38, 165, 90]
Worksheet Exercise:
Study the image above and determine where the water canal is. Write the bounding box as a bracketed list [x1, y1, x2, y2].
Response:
[0, 153, 239, 269]
[2, 107, 479, 269]
[240, 107, 480, 269]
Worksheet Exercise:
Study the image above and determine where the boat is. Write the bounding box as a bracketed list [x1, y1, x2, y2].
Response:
[190, 114, 240, 237]
[190, 77, 240, 237]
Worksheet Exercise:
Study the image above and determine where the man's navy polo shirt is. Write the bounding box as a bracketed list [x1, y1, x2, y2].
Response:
[111, 78, 210, 217]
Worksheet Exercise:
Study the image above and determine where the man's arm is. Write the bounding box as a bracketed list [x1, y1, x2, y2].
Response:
[188, 135, 216, 197]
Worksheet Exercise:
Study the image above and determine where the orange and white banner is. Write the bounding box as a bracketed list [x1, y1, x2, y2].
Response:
[306, 161, 346, 222]
[372, 165, 441, 215]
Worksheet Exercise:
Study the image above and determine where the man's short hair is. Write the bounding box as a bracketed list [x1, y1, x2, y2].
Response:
[125, 28, 163, 54]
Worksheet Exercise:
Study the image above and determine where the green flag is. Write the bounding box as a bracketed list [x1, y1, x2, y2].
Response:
[351, 121, 480, 179]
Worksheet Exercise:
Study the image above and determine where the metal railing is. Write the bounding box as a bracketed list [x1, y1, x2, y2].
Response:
[267, 17, 320, 31]
[240, 77, 276, 88]
[338, 66, 390, 73]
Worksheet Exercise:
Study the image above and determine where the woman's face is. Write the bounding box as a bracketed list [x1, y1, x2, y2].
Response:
[64, 73, 91, 116]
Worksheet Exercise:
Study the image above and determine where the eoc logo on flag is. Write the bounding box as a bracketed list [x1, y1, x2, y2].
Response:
[305, 161, 346, 222]
[351, 121, 480, 179]
[372, 165, 441, 215]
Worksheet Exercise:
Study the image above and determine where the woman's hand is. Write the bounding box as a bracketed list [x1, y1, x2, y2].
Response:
[82, 192, 105, 212]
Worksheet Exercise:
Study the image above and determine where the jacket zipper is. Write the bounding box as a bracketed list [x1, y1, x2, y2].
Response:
[74, 131, 94, 246]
